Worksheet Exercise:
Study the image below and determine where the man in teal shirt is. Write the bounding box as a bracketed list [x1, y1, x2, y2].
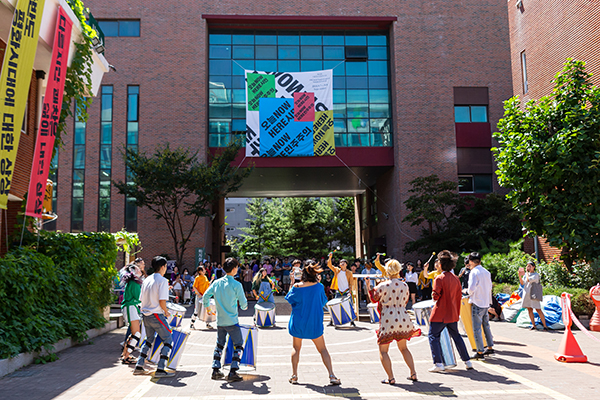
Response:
[203, 257, 248, 382]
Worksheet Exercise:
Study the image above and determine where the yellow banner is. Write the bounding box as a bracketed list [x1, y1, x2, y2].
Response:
[313, 110, 335, 156]
[0, 0, 46, 209]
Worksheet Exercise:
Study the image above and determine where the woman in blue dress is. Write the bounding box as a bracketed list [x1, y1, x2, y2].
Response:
[285, 260, 340, 386]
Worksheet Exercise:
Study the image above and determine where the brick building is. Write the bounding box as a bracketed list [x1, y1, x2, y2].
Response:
[507, 0, 600, 261]
[54, 0, 513, 266]
[0, 0, 108, 254]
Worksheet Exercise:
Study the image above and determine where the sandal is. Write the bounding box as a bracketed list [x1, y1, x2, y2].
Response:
[329, 374, 341, 385]
[121, 356, 137, 365]
[407, 373, 418, 382]
[289, 375, 298, 384]
[381, 377, 396, 385]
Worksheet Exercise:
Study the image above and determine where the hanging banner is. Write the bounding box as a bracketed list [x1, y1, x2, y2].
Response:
[0, 0, 46, 209]
[245, 69, 335, 157]
[26, 6, 72, 217]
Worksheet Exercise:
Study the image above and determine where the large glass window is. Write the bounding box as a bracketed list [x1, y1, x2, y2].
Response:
[454, 105, 488, 123]
[126, 86, 139, 231]
[208, 30, 392, 147]
[72, 106, 86, 232]
[97, 20, 140, 37]
[98, 86, 113, 231]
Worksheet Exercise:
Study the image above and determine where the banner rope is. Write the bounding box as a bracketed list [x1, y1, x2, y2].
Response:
[569, 308, 600, 343]
[334, 154, 416, 241]
[561, 293, 600, 343]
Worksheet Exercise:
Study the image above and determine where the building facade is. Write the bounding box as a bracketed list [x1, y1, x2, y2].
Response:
[507, 0, 600, 261]
[0, 0, 108, 254]
[53, 0, 513, 266]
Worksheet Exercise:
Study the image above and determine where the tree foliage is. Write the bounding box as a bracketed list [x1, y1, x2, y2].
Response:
[113, 142, 251, 267]
[238, 197, 355, 258]
[494, 59, 600, 266]
[403, 175, 522, 255]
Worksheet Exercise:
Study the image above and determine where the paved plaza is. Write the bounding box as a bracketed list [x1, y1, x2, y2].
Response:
[1, 298, 599, 400]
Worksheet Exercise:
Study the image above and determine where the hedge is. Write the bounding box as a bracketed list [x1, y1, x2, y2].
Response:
[0, 231, 117, 359]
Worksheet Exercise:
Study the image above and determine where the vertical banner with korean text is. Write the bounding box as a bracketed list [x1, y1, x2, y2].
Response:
[0, 0, 46, 209]
[26, 6, 72, 217]
[245, 69, 334, 157]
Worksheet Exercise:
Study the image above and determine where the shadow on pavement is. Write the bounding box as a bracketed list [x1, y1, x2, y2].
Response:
[219, 374, 271, 394]
[493, 340, 526, 346]
[151, 370, 197, 387]
[494, 349, 533, 358]
[302, 383, 365, 399]
[483, 357, 542, 371]
[394, 381, 457, 397]
[445, 368, 517, 384]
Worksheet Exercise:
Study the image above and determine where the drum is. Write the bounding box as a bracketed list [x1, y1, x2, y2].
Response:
[412, 299, 435, 329]
[200, 298, 217, 323]
[148, 329, 189, 370]
[166, 302, 186, 328]
[254, 301, 276, 328]
[367, 303, 380, 324]
[326, 296, 356, 326]
[224, 324, 258, 371]
[413, 300, 456, 368]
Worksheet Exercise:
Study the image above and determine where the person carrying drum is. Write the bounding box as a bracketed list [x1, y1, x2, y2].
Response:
[427, 251, 473, 373]
[327, 253, 357, 327]
[203, 257, 248, 383]
[119, 263, 144, 364]
[133, 256, 175, 378]
[190, 266, 212, 329]
[252, 268, 275, 303]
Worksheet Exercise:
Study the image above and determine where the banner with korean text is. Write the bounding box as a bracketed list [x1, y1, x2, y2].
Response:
[0, 0, 46, 209]
[245, 69, 335, 157]
[26, 6, 72, 217]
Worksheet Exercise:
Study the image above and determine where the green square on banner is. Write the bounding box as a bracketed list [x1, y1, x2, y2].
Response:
[247, 73, 275, 111]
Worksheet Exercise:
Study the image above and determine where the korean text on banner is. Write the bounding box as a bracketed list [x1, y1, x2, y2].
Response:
[245, 70, 334, 158]
[25, 7, 72, 218]
[0, 0, 46, 209]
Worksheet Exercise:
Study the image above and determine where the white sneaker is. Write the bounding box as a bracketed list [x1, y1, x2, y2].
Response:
[465, 361, 474, 370]
[428, 364, 445, 373]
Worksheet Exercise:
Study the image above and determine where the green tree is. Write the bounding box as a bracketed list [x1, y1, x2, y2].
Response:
[403, 176, 522, 255]
[113, 142, 251, 267]
[494, 59, 600, 268]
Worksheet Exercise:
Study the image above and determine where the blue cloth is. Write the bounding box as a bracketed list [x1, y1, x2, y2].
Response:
[203, 275, 248, 327]
[258, 281, 275, 303]
[286, 283, 328, 339]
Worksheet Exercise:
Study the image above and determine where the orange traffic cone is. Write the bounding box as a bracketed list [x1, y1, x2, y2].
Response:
[554, 327, 587, 362]
[555, 292, 587, 363]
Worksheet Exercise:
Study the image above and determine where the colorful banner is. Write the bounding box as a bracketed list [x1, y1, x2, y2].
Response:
[245, 69, 334, 157]
[0, 0, 46, 209]
[25, 6, 72, 217]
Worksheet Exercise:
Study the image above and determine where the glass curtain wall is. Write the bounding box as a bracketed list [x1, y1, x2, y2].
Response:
[99, 85, 113, 231]
[208, 31, 392, 148]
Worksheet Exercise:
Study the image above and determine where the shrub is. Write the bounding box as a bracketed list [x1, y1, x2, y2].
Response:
[0, 231, 117, 359]
[482, 243, 533, 284]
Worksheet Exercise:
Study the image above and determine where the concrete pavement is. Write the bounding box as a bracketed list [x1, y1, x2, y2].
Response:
[1, 297, 599, 400]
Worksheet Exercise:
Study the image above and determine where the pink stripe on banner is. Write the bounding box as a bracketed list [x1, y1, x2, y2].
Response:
[25, 7, 73, 217]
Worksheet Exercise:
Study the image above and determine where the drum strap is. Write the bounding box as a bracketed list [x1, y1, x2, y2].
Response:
[339, 289, 349, 296]
[154, 313, 172, 333]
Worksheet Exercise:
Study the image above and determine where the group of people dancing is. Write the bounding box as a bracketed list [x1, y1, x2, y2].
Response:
[116, 248, 531, 385]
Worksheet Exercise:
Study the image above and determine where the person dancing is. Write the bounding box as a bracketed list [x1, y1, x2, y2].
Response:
[285, 260, 341, 386]
[190, 265, 212, 329]
[120, 263, 144, 364]
[428, 250, 473, 372]
[327, 253, 357, 327]
[366, 259, 420, 384]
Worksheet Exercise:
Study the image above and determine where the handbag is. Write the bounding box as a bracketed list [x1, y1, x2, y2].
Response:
[530, 281, 543, 300]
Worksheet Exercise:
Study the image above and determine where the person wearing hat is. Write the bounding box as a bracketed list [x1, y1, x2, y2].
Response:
[518, 260, 549, 330]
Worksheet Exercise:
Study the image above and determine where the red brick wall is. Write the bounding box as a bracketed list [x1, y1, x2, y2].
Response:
[507, 0, 600, 100]
[71, 0, 513, 264]
[523, 236, 562, 262]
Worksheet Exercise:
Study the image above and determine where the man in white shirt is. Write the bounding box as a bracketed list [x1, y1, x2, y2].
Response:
[467, 252, 494, 359]
[134, 256, 175, 377]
